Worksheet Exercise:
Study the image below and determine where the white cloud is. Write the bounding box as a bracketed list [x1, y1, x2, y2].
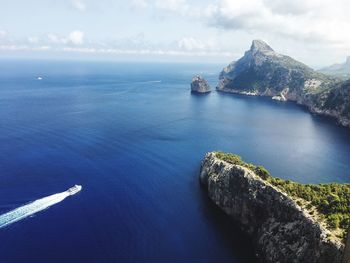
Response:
[263, 0, 319, 15]
[0, 30, 7, 38]
[155, 0, 187, 12]
[0, 44, 231, 59]
[0, 45, 51, 51]
[46, 31, 84, 45]
[72, 0, 87, 12]
[204, 0, 350, 47]
[47, 33, 65, 44]
[131, 0, 149, 9]
[131, 0, 188, 12]
[68, 30, 84, 45]
[178, 37, 206, 51]
[28, 36, 39, 44]
[2, 0, 349, 65]
[58, 46, 233, 57]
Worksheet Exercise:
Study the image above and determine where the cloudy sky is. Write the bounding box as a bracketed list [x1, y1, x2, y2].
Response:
[0, 0, 349, 67]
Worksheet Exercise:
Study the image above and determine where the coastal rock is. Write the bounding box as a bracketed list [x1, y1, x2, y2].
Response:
[191, 75, 211, 93]
[200, 152, 344, 263]
[272, 95, 286, 101]
[306, 80, 350, 127]
[217, 40, 350, 128]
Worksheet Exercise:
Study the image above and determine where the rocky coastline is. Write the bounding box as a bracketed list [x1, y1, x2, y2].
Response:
[216, 40, 350, 128]
[200, 152, 346, 263]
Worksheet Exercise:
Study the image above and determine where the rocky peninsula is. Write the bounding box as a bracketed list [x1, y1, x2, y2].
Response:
[217, 40, 350, 128]
[191, 75, 211, 93]
[200, 152, 350, 263]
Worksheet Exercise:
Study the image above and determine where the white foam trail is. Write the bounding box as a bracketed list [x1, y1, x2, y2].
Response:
[0, 186, 81, 229]
[140, 80, 161, 83]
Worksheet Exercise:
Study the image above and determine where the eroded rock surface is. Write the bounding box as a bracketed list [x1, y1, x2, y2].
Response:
[200, 152, 344, 263]
[191, 75, 211, 93]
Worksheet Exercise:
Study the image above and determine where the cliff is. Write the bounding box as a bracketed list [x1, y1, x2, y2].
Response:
[217, 40, 350, 128]
[200, 152, 346, 263]
[191, 75, 211, 93]
[306, 80, 350, 128]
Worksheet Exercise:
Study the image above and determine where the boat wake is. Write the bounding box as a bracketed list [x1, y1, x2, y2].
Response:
[0, 185, 82, 229]
[140, 80, 161, 83]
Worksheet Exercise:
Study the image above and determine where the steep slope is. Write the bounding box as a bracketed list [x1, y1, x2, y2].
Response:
[200, 152, 346, 263]
[191, 75, 211, 93]
[217, 40, 350, 127]
[217, 40, 335, 101]
[308, 80, 350, 127]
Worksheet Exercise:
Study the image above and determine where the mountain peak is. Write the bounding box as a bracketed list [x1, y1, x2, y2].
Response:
[250, 40, 274, 53]
[218, 39, 317, 93]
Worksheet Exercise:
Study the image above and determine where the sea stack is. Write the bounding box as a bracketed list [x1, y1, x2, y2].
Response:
[191, 75, 211, 93]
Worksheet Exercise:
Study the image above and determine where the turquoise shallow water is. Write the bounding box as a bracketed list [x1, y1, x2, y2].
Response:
[0, 60, 350, 262]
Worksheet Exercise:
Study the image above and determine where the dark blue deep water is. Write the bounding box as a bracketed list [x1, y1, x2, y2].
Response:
[1, 60, 350, 263]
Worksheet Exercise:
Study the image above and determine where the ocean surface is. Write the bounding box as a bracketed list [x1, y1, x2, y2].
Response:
[0, 60, 350, 263]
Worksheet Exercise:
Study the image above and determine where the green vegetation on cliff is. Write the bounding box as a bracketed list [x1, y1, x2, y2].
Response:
[214, 151, 350, 239]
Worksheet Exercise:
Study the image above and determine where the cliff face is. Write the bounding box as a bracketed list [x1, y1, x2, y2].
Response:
[217, 40, 326, 99]
[200, 152, 344, 263]
[217, 40, 350, 128]
[191, 75, 211, 93]
[306, 80, 350, 128]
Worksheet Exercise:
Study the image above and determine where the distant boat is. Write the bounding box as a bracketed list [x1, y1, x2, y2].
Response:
[37, 77, 43, 80]
[67, 185, 82, 195]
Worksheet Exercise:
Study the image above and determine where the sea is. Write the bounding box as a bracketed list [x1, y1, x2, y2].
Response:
[0, 59, 350, 263]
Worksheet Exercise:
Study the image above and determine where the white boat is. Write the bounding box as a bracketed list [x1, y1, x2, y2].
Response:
[0, 185, 82, 229]
[67, 185, 82, 195]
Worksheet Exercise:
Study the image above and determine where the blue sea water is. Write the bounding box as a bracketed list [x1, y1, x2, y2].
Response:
[0, 59, 350, 263]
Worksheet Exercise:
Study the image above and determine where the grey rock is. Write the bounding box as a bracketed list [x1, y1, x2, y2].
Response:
[200, 152, 344, 263]
[191, 75, 211, 93]
[306, 80, 350, 128]
[217, 39, 324, 96]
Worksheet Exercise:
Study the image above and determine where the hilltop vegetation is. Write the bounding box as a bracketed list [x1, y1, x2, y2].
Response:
[214, 151, 350, 239]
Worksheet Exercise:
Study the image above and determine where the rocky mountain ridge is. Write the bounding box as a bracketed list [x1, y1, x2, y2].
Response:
[217, 40, 350, 127]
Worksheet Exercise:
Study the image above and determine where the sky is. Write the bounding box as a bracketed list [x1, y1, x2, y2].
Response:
[0, 0, 349, 68]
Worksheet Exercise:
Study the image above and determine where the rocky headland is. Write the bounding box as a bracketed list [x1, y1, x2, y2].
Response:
[191, 75, 211, 93]
[217, 40, 350, 128]
[200, 152, 350, 263]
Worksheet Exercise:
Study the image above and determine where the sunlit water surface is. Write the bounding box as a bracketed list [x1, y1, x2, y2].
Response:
[0, 60, 350, 263]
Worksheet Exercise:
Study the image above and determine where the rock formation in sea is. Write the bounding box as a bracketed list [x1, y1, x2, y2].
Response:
[191, 75, 211, 93]
[217, 40, 350, 128]
[200, 152, 347, 263]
